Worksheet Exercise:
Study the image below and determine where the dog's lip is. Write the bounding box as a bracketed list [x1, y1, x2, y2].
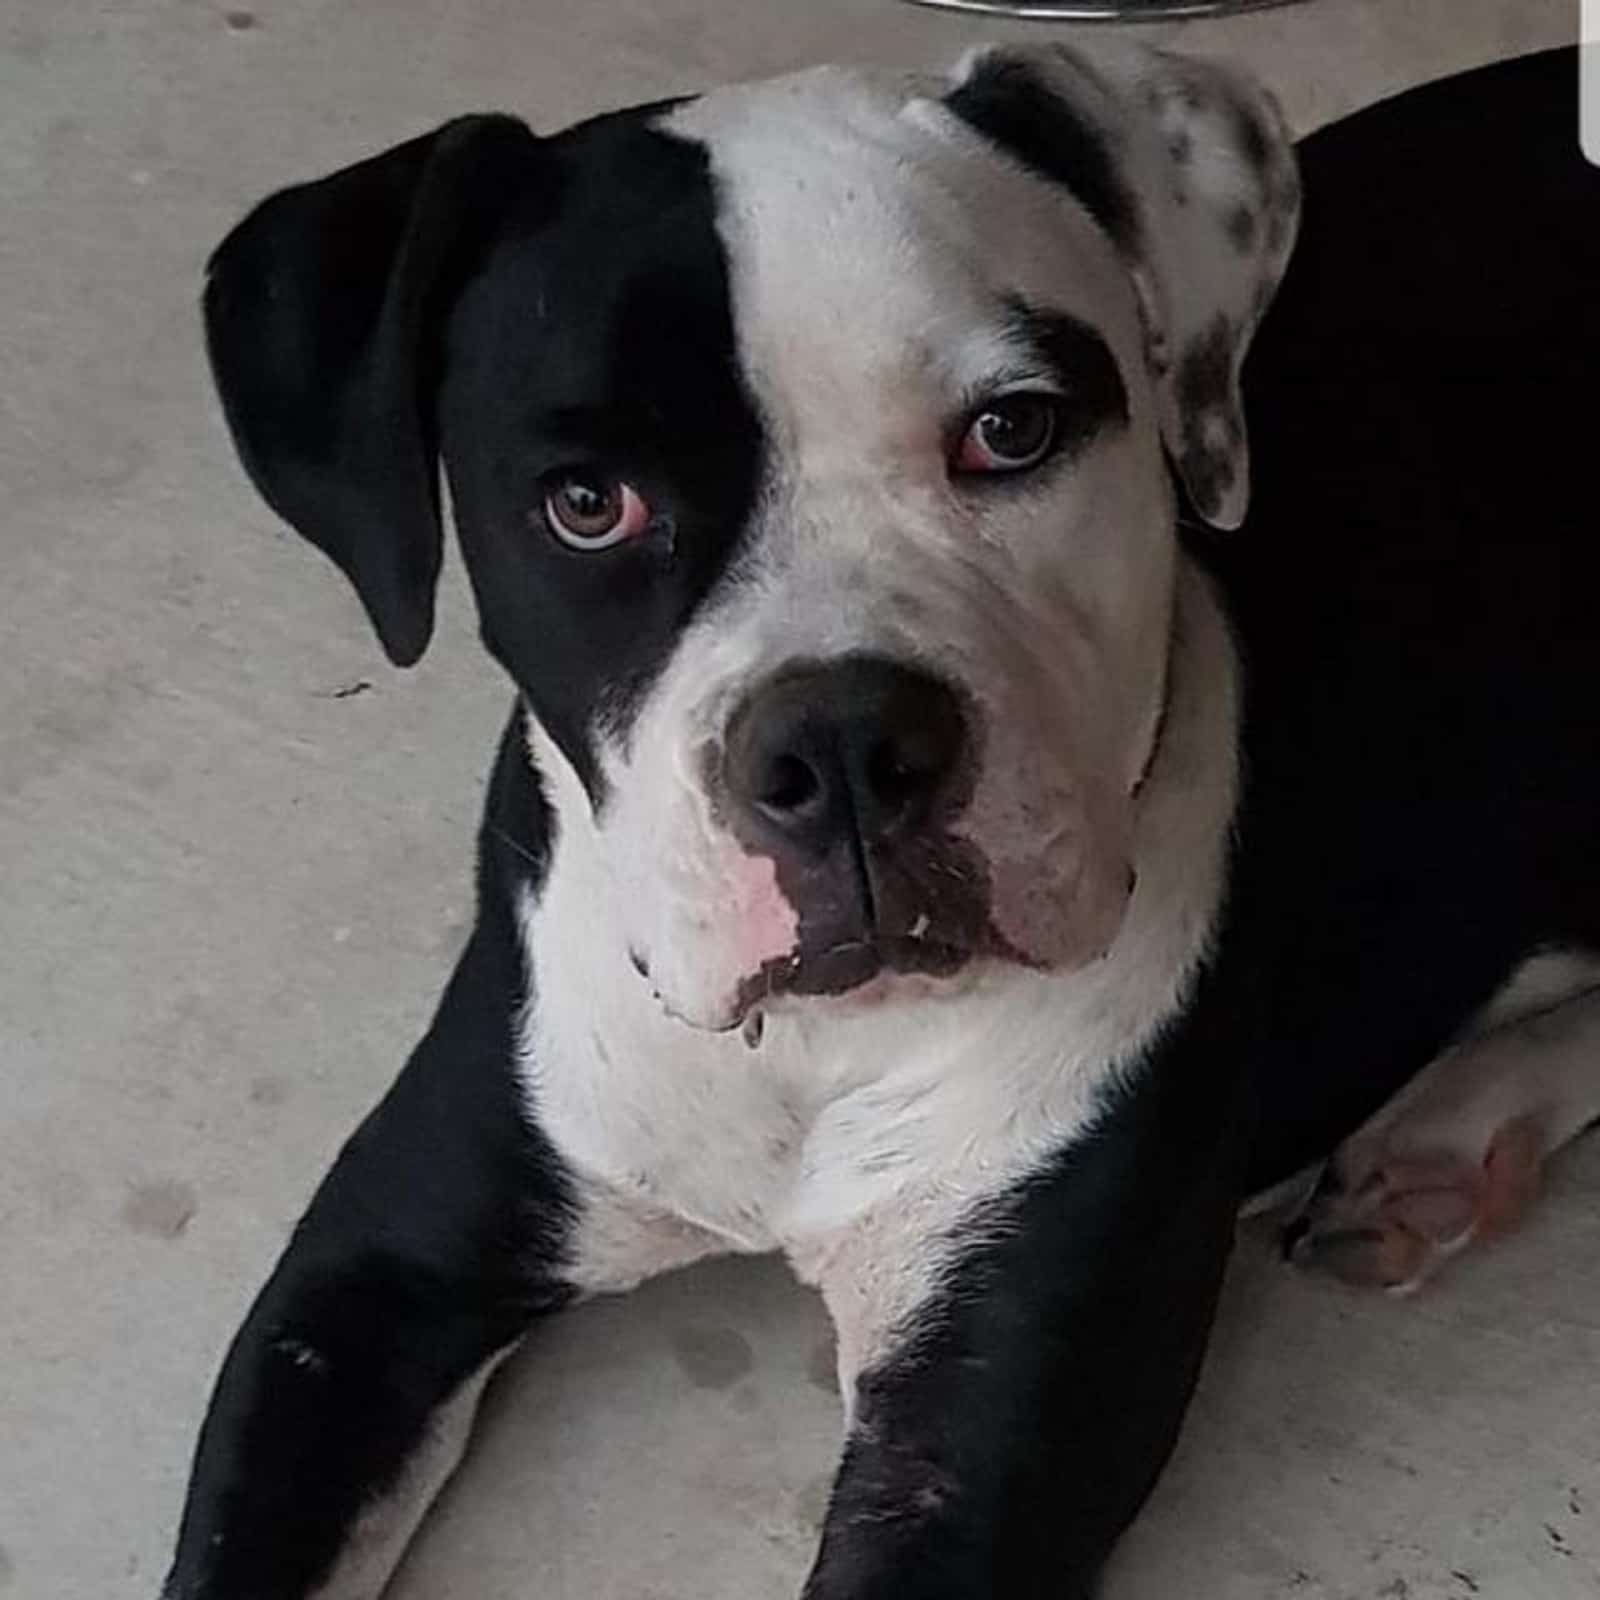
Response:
[732, 929, 986, 1018]
[636, 930, 1005, 1035]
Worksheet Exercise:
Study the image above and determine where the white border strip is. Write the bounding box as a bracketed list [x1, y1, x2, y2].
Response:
[1584, 5, 1599, 166]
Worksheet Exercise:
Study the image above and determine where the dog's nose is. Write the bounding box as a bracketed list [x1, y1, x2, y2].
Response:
[722, 657, 969, 857]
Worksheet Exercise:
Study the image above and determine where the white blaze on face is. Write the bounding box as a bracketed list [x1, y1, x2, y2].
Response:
[540, 68, 1183, 1031]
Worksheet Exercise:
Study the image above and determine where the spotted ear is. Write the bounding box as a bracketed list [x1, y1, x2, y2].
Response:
[946, 43, 1300, 529]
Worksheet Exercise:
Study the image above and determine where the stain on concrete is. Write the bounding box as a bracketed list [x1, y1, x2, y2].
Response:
[122, 1178, 197, 1239]
[224, 9, 258, 29]
[806, 1337, 838, 1395]
[249, 1075, 289, 1108]
[0, 1542, 13, 1585]
[795, 1473, 833, 1534]
[669, 1324, 753, 1390]
[125, 757, 175, 796]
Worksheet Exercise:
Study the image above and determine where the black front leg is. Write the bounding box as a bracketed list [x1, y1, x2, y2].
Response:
[805, 1034, 1248, 1600]
[163, 834, 577, 1600]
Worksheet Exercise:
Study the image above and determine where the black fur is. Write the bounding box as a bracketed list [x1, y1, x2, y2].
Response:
[439, 111, 765, 799]
[946, 51, 1142, 258]
[203, 116, 541, 667]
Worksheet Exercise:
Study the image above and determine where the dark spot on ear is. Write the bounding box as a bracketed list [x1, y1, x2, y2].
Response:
[1175, 316, 1241, 517]
[1230, 98, 1271, 178]
[1166, 128, 1193, 167]
[1264, 172, 1300, 258]
[1179, 442, 1237, 519]
[946, 53, 1142, 259]
[1177, 316, 1234, 421]
[1226, 204, 1258, 253]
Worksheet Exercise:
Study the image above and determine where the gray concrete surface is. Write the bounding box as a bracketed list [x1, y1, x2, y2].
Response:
[1, 3, 1593, 1597]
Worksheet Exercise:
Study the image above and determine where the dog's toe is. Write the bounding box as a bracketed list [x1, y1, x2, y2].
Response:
[1285, 1118, 1546, 1293]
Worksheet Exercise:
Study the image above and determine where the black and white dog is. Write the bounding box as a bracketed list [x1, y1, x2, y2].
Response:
[166, 44, 1598, 1599]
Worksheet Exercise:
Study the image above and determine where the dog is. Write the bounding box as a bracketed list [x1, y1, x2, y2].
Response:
[164, 43, 1598, 1599]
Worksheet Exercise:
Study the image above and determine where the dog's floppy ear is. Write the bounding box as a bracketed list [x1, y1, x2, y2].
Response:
[203, 115, 540, 665]
[946, 44, 1299, 529]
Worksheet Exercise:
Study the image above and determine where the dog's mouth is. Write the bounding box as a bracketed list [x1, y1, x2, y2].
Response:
[722, 829, 1012, 1024]
[631, 922, 1000, 1035]
[733, 927, 985, 1014]
[628, 831, 1015, 1032]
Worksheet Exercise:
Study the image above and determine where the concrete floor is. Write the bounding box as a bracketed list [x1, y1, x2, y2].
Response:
[1, 2, 1593, 1597]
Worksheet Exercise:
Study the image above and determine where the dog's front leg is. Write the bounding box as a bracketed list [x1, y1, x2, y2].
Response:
[161, 905, 579, 1600]
[801, 1060, 1247, 1600]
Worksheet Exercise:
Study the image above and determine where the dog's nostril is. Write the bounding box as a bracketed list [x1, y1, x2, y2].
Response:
[759, 752, 822, 815]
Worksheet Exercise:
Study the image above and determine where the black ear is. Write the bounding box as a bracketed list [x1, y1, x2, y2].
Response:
[203, 114, 540, 665]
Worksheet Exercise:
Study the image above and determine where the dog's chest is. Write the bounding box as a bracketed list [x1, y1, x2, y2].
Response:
[516, 920, 1191, 1285]
[519, 966, 1030, 1256]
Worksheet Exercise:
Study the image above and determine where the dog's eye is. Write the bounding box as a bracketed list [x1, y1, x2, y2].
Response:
[953, 393, 1061, 476]
[542, 472, 651, 550]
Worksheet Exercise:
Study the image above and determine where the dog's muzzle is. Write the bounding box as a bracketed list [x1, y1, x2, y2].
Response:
[713, 655, 1001, 1009]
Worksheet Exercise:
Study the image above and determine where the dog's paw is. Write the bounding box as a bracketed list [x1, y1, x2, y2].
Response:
[1282, 1116, 1544, 1294]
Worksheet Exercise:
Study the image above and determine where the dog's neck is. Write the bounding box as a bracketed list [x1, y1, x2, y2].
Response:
[512, 555, 1239, 1249]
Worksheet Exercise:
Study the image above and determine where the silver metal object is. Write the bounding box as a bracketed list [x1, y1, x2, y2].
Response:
[902, 0, 1310, 20]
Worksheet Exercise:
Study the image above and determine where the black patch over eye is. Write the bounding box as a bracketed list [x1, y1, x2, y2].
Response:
[953, 393, 1062, 476]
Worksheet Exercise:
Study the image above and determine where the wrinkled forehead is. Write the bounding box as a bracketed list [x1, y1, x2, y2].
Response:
[667, 68, 1140, 408]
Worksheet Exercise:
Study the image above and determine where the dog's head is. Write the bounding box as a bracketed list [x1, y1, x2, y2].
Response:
[205, 44, 1297, 1032]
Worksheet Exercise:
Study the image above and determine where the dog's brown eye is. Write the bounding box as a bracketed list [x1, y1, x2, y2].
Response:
[954, 393, 1061, 476]
[543, 473, 650, 550]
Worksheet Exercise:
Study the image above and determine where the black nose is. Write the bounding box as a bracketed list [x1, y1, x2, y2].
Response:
[722, 657, 970, 858]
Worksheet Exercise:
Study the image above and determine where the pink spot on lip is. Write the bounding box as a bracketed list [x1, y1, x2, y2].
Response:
[727, 849, 800, 968]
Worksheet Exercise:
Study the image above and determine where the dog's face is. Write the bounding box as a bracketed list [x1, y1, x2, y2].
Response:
[205, 45, 1298, 1031]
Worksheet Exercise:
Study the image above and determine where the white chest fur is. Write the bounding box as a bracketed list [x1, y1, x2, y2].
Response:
[516, 561, 1238, 1292]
